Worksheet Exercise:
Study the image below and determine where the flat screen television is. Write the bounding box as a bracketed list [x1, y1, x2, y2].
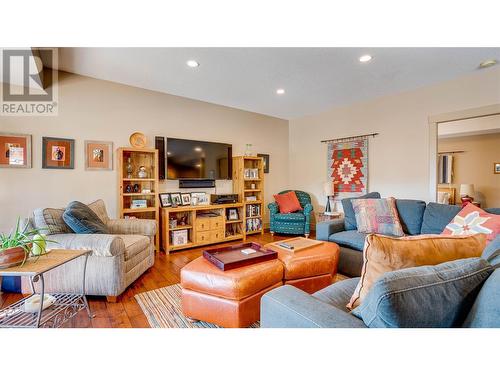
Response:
[166, 138, 232, 180]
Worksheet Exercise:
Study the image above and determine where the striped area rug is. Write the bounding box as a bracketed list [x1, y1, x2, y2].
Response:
[134, 283, 259, 328]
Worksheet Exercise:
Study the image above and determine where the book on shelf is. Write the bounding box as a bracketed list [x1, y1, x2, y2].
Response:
[246, 204, 261, 217]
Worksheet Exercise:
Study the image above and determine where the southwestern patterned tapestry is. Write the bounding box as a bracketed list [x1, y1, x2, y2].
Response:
[327, 139, 368, 201]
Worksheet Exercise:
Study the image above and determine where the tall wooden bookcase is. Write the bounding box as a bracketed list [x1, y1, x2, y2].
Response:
[232, 156, 265, 236]
[117, 147, 160, 251]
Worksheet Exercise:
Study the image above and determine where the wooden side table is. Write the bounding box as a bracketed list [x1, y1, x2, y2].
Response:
[0, 249, 93, 328]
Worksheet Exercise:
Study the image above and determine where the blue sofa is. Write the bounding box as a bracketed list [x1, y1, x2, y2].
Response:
[261, 235, 500, 328]
[316, 196, 500, 277]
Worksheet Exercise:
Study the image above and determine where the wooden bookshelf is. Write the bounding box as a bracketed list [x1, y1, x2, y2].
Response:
[117, 147, 160, 251]
[232, 156, 265, 236]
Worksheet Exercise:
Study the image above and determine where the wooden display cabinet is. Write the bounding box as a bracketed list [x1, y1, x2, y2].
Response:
[160, 203, 244, 254]
[117, 147, 160, 251]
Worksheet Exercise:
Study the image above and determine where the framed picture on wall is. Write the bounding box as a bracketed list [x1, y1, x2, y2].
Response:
[257, 153, 270, 173]
[85, 140, 113, 170]
[42, 137, 75, 169]
[495, 162, 500, 174]
[0, 133, 32, 168]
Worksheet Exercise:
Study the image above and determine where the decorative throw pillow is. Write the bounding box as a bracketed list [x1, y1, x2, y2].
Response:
[274, 191, 302, 214]
[351, 197, 405, 237]
[342, 192, 381, 231]
[351, 257, 493, 328]
[442, 203, 500, 243]
[87, 199, 110, 224]
[346, 233, 487, 309]
[63, 201, 109, 234]
[33, 207, 73, 235]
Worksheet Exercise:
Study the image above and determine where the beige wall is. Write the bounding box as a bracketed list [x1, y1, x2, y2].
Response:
[0, 72, 289, 232]
[289, 66, 500, 212]
[438, 133, 500, 208]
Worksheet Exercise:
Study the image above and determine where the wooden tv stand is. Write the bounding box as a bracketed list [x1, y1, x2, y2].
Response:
[160, 203, 246, 253]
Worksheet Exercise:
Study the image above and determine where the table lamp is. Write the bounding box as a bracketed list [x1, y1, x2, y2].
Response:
[460, 183, 475, 207]
[323, 181, 335, 214]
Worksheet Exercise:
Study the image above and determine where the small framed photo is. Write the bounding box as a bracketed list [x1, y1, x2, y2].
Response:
[227, 208, 239, 221]
[85, 140, 113, 170]
[159, 193, 172, 208]
[170, 193, 182, 207]
[191, 192, 209, 206]
[131, 199, 147, 209]
[181, 193, 192, 206]
[257, 153, 270, 173]
[42, 137, 75, 169]
[0, 133, 32, 168]
[495, 162, 500, 174]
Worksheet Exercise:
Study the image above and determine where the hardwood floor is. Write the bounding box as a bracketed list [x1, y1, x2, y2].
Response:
[1, 232, 301, 328]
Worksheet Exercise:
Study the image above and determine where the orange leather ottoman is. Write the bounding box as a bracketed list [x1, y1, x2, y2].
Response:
[180, 257, 283, 328]
[267, 241, 340, 294]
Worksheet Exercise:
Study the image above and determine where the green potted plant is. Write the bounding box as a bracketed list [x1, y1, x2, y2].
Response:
[0, 218, 53, 269]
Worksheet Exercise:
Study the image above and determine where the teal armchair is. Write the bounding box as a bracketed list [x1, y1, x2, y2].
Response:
[268, 190, 314, 237]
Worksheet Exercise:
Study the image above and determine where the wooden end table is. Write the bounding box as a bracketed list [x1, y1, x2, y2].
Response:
[0, 249, 94, 328]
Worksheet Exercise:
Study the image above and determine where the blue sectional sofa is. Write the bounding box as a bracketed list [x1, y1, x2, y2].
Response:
[261, 235, 500, 328]
[316, 195, 500, 277]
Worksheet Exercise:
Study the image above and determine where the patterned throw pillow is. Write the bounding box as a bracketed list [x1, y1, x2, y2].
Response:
[33, 207, 73, 235]
[442, 203, 500, 243]
[351, 197, 405, 237]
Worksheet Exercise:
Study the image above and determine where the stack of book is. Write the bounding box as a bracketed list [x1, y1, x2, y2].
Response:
[246, 204, 261, 217]
[246, 217, 262, 232]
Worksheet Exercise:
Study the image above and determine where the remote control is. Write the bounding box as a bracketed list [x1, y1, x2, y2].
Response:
[278, 243, 294, 250]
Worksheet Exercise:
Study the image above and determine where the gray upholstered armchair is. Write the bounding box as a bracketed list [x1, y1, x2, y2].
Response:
[268, 190, 314, 237]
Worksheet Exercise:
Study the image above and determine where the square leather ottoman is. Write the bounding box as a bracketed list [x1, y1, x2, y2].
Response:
[181, 257, 283, 328]
[266, 240, 340, 294]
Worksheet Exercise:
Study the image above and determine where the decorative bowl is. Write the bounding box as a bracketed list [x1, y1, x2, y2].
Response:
[129, 132, 147, 148]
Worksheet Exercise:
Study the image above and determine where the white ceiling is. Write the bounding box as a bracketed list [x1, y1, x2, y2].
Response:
[48, 48, 500, 119]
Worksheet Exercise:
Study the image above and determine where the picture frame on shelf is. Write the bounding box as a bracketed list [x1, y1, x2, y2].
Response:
[257, 153, 270, 173]
[131, 199, 147, 209]
[244, 168, 259, 179]
[159, 193, 172, 208]
[181, 193, 192, 206]
[227, 208, 239, 220]
[84, 140, 113, 170]
[42, 137, 75, 169]
[494, 162, 500, 174]
[191, 192, 209, 206]
[0, 133, 32, 168]
[170, 193, 182, 207]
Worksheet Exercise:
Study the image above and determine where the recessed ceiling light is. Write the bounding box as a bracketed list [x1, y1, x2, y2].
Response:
[359, 55, 372, 63]
[186, 60, 199, 68]
[479, 59, 498, 69]
[194, 147, 202, 152]
[276, 88, 285, 95]
[167, 151, 171, 156]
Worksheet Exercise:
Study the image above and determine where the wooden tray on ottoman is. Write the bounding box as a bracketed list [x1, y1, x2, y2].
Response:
[266, 237, 324, 253]
[203, 242, 277, 271]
